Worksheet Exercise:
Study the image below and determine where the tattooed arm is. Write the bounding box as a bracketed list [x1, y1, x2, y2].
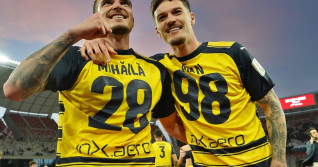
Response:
[3, 13, 111, 101]
[3, 33, 73, 101]
[256, 89, 287, 167]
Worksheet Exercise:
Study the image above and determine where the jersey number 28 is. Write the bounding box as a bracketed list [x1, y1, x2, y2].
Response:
[88, 76, 152, 134]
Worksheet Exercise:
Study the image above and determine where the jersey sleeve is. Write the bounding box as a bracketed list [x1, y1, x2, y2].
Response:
[227, 42, 275, 101]
[151, 61, 175, 118]
[45, 46, 89, 91]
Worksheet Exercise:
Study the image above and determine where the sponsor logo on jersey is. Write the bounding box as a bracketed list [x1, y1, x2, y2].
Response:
[251, 59, 265, 77]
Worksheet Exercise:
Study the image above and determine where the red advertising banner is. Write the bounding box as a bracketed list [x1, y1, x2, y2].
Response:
[280, 94, 316, 110]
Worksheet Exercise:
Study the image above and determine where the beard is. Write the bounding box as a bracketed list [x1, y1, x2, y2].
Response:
[169, 37, 186, 46]
[111, 25, 131, 34]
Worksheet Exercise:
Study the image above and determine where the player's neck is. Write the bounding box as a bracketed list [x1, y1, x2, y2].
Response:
[171, 38, 201, 58]
[107, 33, 130, 50]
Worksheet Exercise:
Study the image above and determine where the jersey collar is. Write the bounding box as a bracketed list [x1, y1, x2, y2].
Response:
[115, 48, 135, 55]
[174, 42, 208, 62]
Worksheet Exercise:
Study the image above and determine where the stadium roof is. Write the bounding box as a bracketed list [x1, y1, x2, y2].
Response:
[0, 64, 59, 115]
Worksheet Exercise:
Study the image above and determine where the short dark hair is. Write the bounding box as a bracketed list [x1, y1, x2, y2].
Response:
[154, 129, 163, 138]
[29, 160, 36, 166]
[93, 0, 132, 13]
[150, 0, 191, 20]
[307, 127, 316, 136]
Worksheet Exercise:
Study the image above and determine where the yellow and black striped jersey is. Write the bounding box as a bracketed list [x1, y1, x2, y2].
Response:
[45, 46, 174, 167]
[152, 42, 274, 166]
[152, 141, 175, 167]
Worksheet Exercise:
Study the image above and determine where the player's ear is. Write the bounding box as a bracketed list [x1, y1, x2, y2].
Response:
[190, 12, 195, 25]
[132, 16, 135, 29]
[155, 27, 162, 38]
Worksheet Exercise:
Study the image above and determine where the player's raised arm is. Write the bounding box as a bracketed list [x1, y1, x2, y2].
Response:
[256, 89, 287, 167]
[3, 13, 111, 102]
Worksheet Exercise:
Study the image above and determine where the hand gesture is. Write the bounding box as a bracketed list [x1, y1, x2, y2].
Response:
[80, 38, 117, 65]
[70, 13, 112, 42]
[310, 136, 315, 144]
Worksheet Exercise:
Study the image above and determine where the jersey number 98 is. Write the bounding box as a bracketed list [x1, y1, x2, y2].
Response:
[173, 71, 231, 124]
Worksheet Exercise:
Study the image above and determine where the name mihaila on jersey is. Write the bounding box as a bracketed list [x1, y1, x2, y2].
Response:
[46, 47, 173, 167]
[97, 62, 146, 76]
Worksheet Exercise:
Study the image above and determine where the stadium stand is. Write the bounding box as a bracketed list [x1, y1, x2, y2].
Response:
[0, 119, 13, 139]
[25, 115, 44, 129]
[0, 114, 57, 166]
[41, 117, 58, 130]
[0, 119, 5, 131]
[2, 113, 57, 142]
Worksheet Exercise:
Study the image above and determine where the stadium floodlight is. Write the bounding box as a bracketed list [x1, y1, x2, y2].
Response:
[0, 52, 20, 65]
[0, 53, 9, 63]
